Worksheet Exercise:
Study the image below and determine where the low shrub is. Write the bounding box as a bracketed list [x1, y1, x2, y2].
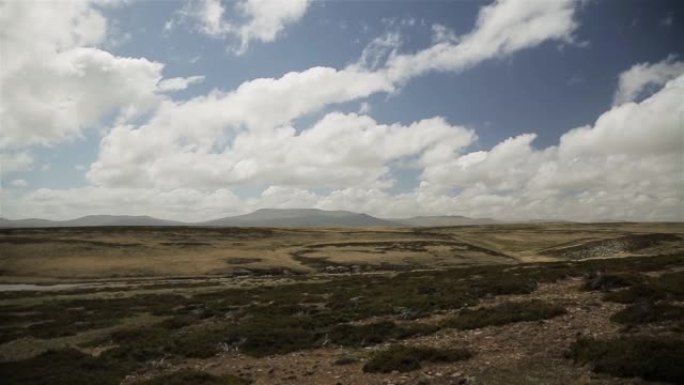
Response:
[603, 271, 684, 304]
[363, 345, 472, 373]
[328, 321, 439, 347]
[567, 336, 684, 383]
[582, 273, 637, 292]
[610, 302, 684, 325]
[0, 349, 127, 385]
[138, 369, 250, 385]
[442, 300, 566, 330]
[333, 355, 360, 365]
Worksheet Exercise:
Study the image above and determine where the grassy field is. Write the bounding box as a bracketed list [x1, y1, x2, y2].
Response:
[1, 223, 682, 281]
[0, 223, 683, 384]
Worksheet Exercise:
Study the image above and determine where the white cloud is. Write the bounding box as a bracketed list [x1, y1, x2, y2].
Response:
[1, 48, 165, 148]
[86, 0, 579, 190]
[0, 0, 107, 76]
[431, 24, 458, 44]
[384, 0, 578, 83]
[0, 0, 206, 148]
[7, 70, 682, 222]
[157, 76, 206, 92]
[235, 0, 310, 53]
[423, 74, 684, 221]
[2, 0, 578, 151]
[182, 0, 311, 54]
[12, 0, 670, 222]
[0, 1, 201, 149]
[88, 112, 475, 190]
[613, 56, 684, 105]
[196, 0, 226, 36]
[358, 32, 402, 71]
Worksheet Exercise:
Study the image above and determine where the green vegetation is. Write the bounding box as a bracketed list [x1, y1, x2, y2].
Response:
[334, 354, 361, 365]
[0, 349, 128, 385]
[442, 300, 566, 330]
[363, 345, 473, 373]
[610, 302, 684, 325]
[328, 321, 439, 347]
[567, 336, 684, 383]
[138, 370, 250, 385]
[582, 273, 637, 292]
[1, 253, 682, 384]
[602, 270, 684, 304]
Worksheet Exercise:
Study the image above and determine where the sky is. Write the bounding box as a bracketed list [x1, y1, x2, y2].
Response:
[0, 0, 683, 222]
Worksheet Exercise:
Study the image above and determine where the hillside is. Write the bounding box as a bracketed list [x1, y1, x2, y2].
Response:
[200, 208, 395, 228]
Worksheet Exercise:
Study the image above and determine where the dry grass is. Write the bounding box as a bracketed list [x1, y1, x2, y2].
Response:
[1, 223, 682, 280]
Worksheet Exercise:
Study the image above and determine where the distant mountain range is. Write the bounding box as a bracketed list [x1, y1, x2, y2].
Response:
[0, 208, 498, 228]
[390, 215, 496, 227]
[0, 215, 184, 228]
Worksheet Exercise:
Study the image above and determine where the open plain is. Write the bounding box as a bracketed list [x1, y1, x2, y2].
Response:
[1, 223, 683, 385]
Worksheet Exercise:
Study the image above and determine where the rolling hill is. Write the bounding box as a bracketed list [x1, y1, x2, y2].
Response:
[0, 209, 497, 228]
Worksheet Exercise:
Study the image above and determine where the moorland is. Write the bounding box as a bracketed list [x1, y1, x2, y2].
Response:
[0, 222, 683, 385]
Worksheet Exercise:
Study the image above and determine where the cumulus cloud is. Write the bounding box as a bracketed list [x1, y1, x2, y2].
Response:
[86, 0, 579, 190]
[613, 56, 684, 105]
[8, 68, 681, 222]
[2, 0, 578, 151]
[88, 113, 475, 189]
[157, 76, 206, 92]
[15, 74, 682, 222]
[424, 74, 684, 221]
[0, 1, 201, 149]
[1, 48, 165, 148]
[0, 0, 107, 76]
[11, 0, 673, 223]
[181, 0, 311, 54]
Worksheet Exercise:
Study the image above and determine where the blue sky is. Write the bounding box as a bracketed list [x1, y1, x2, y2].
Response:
[1, 0, 683, 221]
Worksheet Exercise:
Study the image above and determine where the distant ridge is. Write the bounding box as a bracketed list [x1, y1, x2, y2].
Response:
[199, 208, 395, 228]
[0, 217, 60, 228]
[0, 215, 182, 228]
[391, 215, 496, 227]
[0, 209, 498, 228]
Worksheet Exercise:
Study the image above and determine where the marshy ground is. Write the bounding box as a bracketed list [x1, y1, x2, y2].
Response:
[0, 223, 682, 384]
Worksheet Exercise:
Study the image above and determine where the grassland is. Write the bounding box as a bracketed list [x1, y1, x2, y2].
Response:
[1, 222, 682, 280]
[0, 223, 683, 384]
